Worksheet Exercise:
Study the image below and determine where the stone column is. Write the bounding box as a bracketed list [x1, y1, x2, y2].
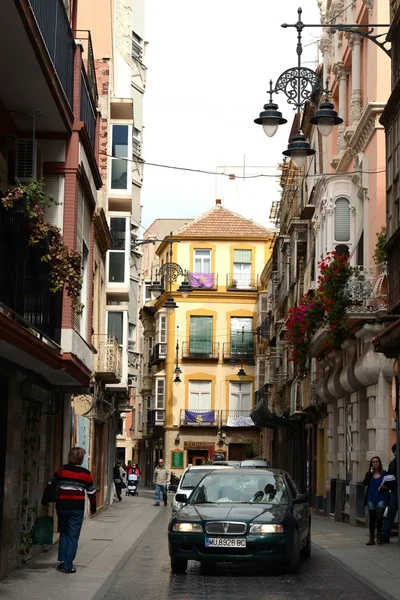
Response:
[350, 34, 362, 123]
[334, 64, 349, 153]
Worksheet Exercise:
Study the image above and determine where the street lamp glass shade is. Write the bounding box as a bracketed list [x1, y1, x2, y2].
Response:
[163, 296, 178, 315]
[290, 150, 308, 169]
[174, 375, 181, 384]
[174, 365, 182, 375]
[263, 120, 279, 138]
[282, 133, 315, 169]
[254, 102, 287, 137]
[310, 100, 343, 137]
[177, 280, 192, 299]
[237, 367, 247, 380]
[317, 117, 334, 137]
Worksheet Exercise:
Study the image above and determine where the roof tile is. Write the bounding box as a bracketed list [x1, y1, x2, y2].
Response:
[173, 205, 273, 238]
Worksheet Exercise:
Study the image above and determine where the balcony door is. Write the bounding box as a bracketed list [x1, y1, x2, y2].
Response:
[230, 317, 253, 356]
[233, 249, 252, 288]
[189, 316, 212, 355]
[188, 381, 211, 410]
[229, 382, 252, 413]
[194, 249, 211, 274]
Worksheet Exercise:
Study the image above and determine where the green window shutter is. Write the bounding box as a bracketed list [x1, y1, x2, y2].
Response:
[335, 198, 350, 242]
[190, 317, 212, 354]
[233, 249, 252, 263]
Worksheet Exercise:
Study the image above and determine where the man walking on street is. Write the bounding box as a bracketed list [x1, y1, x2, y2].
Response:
[153, 458, 170, 506]
[382, 444, 397, 543]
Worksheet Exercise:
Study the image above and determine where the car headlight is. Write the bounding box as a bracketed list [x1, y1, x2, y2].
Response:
[172, 522, 203, 533]
[249, 524, 284, 534]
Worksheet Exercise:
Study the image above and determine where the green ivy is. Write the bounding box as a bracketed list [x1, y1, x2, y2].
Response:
[373, 226, 387, 265]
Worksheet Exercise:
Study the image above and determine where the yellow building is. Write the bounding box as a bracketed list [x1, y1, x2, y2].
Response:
[140, 201, 274, 478]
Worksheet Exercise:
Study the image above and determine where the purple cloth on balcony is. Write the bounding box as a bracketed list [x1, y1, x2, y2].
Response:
[227, 416, 254, 427]
[189, 273, 215, 288]
[184, 410, 215, 424]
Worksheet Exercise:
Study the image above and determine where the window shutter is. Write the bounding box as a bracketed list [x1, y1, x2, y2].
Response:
[189, 316, 212, 353]
[233, 249, 251, 263]
[44, 175, 63, 229]
[334, 198, 350, 242]
[156, 379, 165, 409]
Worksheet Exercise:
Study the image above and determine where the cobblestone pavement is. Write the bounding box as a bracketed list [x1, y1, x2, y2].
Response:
[97, 509, 387, 600]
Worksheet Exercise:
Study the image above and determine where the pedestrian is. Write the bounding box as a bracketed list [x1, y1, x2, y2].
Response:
[363, 456, 389, 545]
[153, 458, 170, 506]
[113, 461, 125, 502]
[381, 444, 397, 543]
[126, 460, 134, 476]
[42, 447, 96, 574]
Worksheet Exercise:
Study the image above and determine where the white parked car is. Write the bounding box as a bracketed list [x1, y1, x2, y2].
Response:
[239, 459, 271, 469]
[171, 465, 233, 514]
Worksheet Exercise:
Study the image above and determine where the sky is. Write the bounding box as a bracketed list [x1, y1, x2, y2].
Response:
[140, 0, 322, 231]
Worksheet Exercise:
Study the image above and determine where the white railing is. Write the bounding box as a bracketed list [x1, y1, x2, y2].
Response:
[346, 264, 387, 312]
[93, 334, 122, 380]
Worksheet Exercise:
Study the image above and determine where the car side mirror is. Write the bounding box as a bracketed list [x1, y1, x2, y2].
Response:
[293, 493, 308, 505]
[175, 493, 187, 503]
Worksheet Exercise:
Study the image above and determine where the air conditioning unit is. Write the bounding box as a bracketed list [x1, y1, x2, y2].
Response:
[128, 376, 137, 387]
[15, 139, 42, 181]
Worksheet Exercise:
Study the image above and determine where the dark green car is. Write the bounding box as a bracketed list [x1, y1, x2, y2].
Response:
[168, 468, 310, 574]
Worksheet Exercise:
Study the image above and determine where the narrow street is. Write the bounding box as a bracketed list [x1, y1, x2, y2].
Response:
[1, 490, 398, 600]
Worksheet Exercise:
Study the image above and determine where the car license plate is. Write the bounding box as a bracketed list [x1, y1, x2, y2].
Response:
[205, 537, 246, 548]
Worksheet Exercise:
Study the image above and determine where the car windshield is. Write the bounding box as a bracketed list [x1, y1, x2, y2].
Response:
[189, 472, 289, 505]
[180, 470, 209, 490]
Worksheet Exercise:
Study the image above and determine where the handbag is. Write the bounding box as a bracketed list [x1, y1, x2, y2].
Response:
[32, 516, 54, 545]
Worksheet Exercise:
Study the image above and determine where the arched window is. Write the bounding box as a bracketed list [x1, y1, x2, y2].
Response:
[335, 198, 351, 242]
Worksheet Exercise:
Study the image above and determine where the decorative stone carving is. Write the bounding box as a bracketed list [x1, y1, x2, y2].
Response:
[362, 0, 373, 14]
[326, 349, 348, 400]
[340, 339, 362, 393]
[354, 324, 394, 387]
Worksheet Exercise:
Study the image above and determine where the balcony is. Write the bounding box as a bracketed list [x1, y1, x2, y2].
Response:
[75, 30, 98, 148]
[93, 335, 122, 383]
[226, 273, 258, 290]
[180, 409, 219, 427]
[346, 265, 387, 313]
[0, 208, 62, 344]
[150, 343, 167, 365]
[221, 410, 256, 427]
[182, 341, 220, 360]
[223, 342, 254, 362]
[189, 273, 218, 290]
[147, 409, 165, 427]
[29, 0, 74, 107]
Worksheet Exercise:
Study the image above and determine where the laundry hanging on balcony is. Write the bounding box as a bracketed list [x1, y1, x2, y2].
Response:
[189, 273, 215, 288]
[184, 410, 215, 424]
[226, 415, 255, 427]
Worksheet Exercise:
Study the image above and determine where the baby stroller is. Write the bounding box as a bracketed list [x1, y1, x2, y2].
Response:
[126, 473, 138, 496]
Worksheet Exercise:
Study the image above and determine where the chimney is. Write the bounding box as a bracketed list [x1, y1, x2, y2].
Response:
[215, 199, 221, 205]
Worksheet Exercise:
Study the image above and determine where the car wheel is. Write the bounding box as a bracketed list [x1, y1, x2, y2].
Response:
[283, 531, 301, 574]
[171, 557, 188, 574]
[200, 562, 216, 575]
[301, 529, 311, 559]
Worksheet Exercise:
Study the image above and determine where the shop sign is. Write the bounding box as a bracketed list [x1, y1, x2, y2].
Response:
[183, 441, 213, 449]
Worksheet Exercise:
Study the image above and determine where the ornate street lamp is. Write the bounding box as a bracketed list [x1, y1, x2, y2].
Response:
[174, 326, 182, 384]
[254, 8, 343, 167]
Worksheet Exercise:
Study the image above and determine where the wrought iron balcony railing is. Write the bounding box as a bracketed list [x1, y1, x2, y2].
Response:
[180, 408, 219, 427]
[346, 264, 387, 312]
[223, 342, 254, 361]
[226, 273, 258, 290]
[221, 410, 256, 427]
[93, 335, 122, 383]
[29, 0, 74, 107]
[75, 30, 98, 149]
[181, 341, 220, 360]
[188, 272, 218, 289]
[0, 208, 62, 344]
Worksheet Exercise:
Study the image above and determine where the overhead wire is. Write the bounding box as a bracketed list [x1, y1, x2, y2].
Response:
[100, 151, 386, 179]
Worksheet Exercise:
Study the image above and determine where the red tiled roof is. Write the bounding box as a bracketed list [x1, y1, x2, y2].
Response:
[173, 205, 273, 238]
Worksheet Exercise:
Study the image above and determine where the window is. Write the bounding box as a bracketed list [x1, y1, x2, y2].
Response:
[189, 381, 211, 410]
[156, 379, 165, 409]
[110, 125, 130, 191]
[108, 312, 124, 345]
[189, 316, 212, 355]
[109, 218, 127, 283]
[194, 249, 211, 274]
[80, 242, 89, 339]
[229, 382, 252, 412]
[233, 249, 252, 287]
[157, 315, 167, 344]
[334, 198, 350, 242]
[144, 282, 152, 302]
[230, 317, 254, 355]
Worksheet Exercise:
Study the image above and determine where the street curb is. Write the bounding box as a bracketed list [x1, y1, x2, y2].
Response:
[92, 508, 166, 600]
[313, 544, 398, 600]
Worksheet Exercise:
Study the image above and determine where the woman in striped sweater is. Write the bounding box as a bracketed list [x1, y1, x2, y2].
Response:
[42, 447, 96, 574]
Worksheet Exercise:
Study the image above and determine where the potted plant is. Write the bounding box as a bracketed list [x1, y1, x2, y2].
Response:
[228, 279, 238, 289]
[1, 180, 84, 313]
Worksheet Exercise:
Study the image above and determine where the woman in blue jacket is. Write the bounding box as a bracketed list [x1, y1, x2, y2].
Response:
[363, 456, 389, 545]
